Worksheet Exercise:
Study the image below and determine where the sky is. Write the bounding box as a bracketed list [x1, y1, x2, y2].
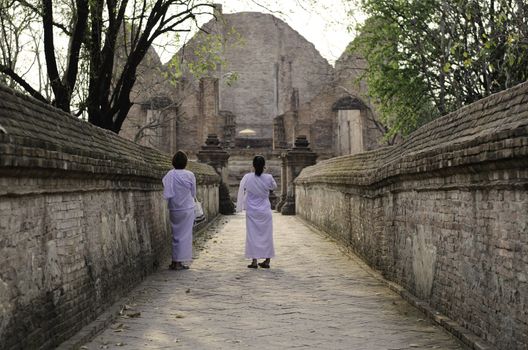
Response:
[12, 0, 366, 91]
[154, 0, 366, 66]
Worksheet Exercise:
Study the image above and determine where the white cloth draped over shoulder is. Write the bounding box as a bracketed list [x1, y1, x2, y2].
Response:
[162, 169, 196, 209]
[236, 173, 277, 259]
[162, 169, 197, 262]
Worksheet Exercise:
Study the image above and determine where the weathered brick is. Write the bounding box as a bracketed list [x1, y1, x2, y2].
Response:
[296, 81, 528, 349]
[0, 85, 221, 350]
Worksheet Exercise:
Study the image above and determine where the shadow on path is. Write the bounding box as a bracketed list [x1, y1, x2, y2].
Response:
[78, 213, 467, 350]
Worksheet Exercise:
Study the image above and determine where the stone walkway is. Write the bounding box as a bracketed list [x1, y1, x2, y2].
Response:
[81, 213, 466, 350]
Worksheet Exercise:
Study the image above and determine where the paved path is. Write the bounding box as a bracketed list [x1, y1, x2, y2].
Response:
[82, 213, 466, 350]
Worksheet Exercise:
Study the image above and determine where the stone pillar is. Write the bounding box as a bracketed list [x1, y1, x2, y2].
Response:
[275, 152, 288, 212]
[197, 134, 235, 214]
[198, 78, 219, 144]
[281, 136, 317, 215]
[273, 115, 287, 150]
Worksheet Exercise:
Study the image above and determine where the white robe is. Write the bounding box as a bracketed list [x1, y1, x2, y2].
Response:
[162, 169, 196, 262]
[236, 173, 277, 259]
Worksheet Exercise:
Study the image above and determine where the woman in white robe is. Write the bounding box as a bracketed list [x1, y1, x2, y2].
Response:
[236, 155, 277, 268]
[162, 151, 196, 270]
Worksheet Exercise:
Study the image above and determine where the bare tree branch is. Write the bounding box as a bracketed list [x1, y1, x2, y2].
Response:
[17, 0, 73, 36]
[42, 0, 70, 110]
[0, 64, 48, 102]
[65, 0, 89, 93]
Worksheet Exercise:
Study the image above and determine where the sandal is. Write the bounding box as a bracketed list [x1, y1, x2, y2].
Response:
[258, 262, 270, 269]
[169, 262, 189, 270]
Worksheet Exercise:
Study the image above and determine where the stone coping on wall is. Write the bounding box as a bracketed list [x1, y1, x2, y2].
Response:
[0, 84, 219, 188]
[296, 81, 528, 186]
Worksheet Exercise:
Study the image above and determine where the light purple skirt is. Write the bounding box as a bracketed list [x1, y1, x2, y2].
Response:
[169, 208, 194, 262]
[245, 209, 275, 259]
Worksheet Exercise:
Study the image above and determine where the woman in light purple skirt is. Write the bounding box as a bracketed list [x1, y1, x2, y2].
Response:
[162, 151, 196, 270]
[236, 155, 278, 269]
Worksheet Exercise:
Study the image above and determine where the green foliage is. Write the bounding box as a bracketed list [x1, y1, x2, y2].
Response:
[164, 23, 244, 88]
[188, 32, 226, 77]
[164, 35, 225, 86]
[351, 0, 528, 138]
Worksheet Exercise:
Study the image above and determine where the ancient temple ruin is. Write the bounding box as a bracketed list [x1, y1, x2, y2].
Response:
[120, 5, 384, 197]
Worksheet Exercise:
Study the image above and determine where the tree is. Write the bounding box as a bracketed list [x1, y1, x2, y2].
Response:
[0, 0, 216, 133]
[350, 0, 528, 138]
[0, 0, 48, 99]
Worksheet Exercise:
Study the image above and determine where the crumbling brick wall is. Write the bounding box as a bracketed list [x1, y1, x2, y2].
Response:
[295, 82, 528, 350]
[0, 85, 220, 349]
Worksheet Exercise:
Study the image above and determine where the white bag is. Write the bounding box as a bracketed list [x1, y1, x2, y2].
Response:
[194, 198, 206, 223]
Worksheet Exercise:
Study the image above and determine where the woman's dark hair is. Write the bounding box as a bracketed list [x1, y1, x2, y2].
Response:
[172, 151, 188, 169]
[253, 155, 265, 176]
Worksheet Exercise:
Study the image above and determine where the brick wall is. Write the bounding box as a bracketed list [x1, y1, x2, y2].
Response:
[276, 52, 384, 156]
[0, 85, 220, 349]
[295, 82, 528, 350]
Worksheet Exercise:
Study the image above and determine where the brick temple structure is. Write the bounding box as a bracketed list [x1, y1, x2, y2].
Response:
[119, 5, 385, 197]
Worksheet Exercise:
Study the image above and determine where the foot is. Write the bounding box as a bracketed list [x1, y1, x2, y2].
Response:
[247, 259, 258, 268]
[258, 261, 270, 269]
[169, 262, 190, 270]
